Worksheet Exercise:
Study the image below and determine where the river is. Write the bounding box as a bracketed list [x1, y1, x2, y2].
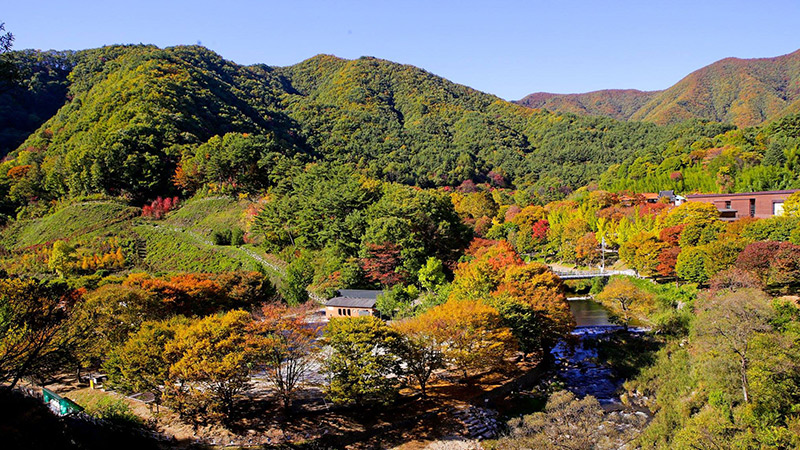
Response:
[549, 298, 646, 405]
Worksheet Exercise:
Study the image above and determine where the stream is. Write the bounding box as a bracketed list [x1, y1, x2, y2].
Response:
[549, 298, 647, 406]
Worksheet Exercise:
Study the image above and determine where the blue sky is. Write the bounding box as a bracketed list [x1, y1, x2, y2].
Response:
[4, 1, 800, 100]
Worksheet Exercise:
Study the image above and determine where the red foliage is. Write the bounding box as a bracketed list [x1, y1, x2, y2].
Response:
[457, 180, 478, 193]
[465, 238, 499, 257]
[656, 246, 681, 277]
[487, 170, 507, 187]
[504, 205, 522, 222]
[361, 242, 408, 286]
[669, 171, 683, 181]
[531, 220, 550, 242]
[639, 201, 670, 216]
[473, 216, 492, 237]
[736, 241, 784, 274]
[736, 241, 800, 290]
[141, 196, 180, 219]
[659, 224, 685, 246]
[470, 240, 524, 273]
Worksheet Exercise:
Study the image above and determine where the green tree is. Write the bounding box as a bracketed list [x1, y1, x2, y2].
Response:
[675, 246, 709, 284]
[417, 256, 446, 293]
[104, 316, 190, 405]
[48, 240, 76, 277]
[322, 316, 402, 407]
[695, 289, 775, 404]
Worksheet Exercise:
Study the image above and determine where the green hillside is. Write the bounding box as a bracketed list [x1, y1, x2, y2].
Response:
[0, 45, 732, 215]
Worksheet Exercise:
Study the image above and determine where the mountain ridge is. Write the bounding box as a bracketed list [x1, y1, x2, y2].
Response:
[516, 49, 800, 127]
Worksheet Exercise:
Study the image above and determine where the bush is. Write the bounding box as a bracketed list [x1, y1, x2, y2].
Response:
[212, 229, 232, 245]
[85, 397, 142, 427]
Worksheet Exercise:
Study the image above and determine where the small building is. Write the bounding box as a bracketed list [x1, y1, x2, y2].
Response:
[686, 189, 799, 221]
[325, 289, 382, 319]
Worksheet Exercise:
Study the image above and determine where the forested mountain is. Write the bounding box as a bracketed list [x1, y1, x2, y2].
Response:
[0, 45, 731, 216]
[516, 89, 659, 121]
[517, 49, 800, 127]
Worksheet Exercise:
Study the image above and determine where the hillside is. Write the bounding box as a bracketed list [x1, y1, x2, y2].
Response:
[0, 45, 731, 216]
[516, 49, 800, 127]
[515, 89, 659, 121]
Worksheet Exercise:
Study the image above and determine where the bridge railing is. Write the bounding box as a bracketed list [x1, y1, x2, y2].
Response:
[551, 268, 637, 278]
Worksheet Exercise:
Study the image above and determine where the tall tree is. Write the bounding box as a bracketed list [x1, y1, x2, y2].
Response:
[0, 279, 84, 390]
[322, 316, 402, 407]
[249, 304, 320, 410]
[694, 289, 775, 403]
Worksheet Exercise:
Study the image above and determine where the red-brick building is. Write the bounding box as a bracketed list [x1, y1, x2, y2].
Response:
[686, 189, 799, 221]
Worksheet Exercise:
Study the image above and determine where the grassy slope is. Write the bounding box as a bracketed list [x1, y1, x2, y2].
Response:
[0, 200, 138, 250]
[0, 196, 286, 285]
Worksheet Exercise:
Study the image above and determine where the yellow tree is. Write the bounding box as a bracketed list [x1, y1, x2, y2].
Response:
[420, 299, 516, 380]
[165, 310, 254, 422]
[393, 316, 445, 397]
[595, 277, 655, 329]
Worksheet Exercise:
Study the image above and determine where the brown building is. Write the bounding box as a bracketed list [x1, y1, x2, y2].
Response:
[325, 289, 382, 319]
[686, 189, 799, 221]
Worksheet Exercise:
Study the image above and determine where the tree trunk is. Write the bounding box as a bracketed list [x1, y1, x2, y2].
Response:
[740, 356, 749, 403]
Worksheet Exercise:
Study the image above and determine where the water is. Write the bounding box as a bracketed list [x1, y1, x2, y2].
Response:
[569, 298, 614, 327]
[549, 298, 646, 404]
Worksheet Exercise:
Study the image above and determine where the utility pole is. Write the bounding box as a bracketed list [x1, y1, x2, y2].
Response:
[601, 236, 606, 273]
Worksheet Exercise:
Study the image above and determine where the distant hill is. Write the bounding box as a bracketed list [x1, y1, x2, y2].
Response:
[517, 49, 800, 127]
[516, 89, 659, 121]
[0, 45, 734, 217]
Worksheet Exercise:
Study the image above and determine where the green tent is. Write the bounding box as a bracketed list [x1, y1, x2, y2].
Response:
[42, 387, 83, 416]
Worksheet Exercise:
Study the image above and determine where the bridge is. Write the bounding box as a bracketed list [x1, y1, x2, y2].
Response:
[550, 268, 637, 280]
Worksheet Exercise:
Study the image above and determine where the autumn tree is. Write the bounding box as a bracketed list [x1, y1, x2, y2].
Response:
[48, 240, 76, 277]
[574, 232, 600, 266]
[596, 277, 655, 329]
[165, 311, 255, 422]
[361, 242, 407, 286]
[417, 299, 516, 380]
[104, 316, 190, 405]
[0, 279, 85, 390]
[499, 390, 643, 450]
[322, 316, 402, 407]
[392, 317, 445, 397]
[494, 263, 574, 353]
[694, 289, 775, 404]
[448, 240, 523, 301]
[619, 232, 667, 277]
[75, 284, 162, 367]
[249, 304, 320, 410]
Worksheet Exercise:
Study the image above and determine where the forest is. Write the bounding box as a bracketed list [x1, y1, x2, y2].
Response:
[0, 37, 799, 449]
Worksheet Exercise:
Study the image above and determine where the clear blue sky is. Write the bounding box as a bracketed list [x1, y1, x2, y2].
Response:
[4, 0, 800, 100]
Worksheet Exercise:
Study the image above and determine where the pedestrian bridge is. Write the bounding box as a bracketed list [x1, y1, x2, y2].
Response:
[551, 268, 637, 280]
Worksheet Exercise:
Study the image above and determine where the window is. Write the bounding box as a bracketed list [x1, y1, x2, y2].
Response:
[724, 201, 731, 209]
[346, 309, 352, 316]
[338, 308, 343, 316]
[774, 202, 785, 216]
[750, 199, 756, 217]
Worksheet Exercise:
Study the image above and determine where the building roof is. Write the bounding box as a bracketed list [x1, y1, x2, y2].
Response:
[325, 289, 383, 308]
[686, 189, 800, 199]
